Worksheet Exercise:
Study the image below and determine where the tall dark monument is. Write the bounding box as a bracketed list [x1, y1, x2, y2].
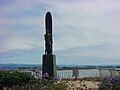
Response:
[42, 12, 56, 78]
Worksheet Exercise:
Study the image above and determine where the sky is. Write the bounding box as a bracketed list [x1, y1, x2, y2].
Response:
[0, 0, 120, 65]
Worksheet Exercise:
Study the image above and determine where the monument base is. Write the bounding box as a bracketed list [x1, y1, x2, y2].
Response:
[42, 54, 56, 78]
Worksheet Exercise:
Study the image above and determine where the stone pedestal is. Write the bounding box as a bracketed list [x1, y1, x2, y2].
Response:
[42, 54, 56, 78]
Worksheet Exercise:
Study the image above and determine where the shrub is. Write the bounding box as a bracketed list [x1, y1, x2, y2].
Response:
[41, 73, 68, 90]
[0, 70, 34, 88]
[42, 82, 68, 90]
[99, 76, 120, 90]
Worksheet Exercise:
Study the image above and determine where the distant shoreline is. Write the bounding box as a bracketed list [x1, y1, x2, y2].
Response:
[0, 63, 120, 70]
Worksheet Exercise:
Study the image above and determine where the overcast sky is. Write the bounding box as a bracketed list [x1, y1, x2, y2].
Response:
[0, 0, 120, 65]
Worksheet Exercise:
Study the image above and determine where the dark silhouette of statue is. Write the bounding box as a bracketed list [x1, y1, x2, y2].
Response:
[44, 29, 53, 54]
[44, 12, 53, 55]
[42, 12, 56, 79]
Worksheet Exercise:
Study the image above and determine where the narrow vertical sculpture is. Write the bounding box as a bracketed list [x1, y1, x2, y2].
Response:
[44, 12, 53, 55]
[42, 12, 56, 78]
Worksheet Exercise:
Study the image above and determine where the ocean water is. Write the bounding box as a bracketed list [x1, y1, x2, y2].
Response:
[30, 69, 120, 78]
[1, 64, 119, 78]
[99, 69, 120, 77]
[57, 69, 99, 78]
[29, 69, 99, 78]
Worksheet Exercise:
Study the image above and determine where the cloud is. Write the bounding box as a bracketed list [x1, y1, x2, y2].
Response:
[0, 0, 44, 53]
[0, 0, 120, 64]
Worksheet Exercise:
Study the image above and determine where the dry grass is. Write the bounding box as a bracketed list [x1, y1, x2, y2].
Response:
[60, 78, 100, 90]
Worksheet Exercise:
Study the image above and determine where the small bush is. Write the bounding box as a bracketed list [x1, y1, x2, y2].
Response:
[0, 70, 34, 87]
[41, 73, 68, 90]
[99, 76, 120, 90]
[48, 82, 68, 90]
